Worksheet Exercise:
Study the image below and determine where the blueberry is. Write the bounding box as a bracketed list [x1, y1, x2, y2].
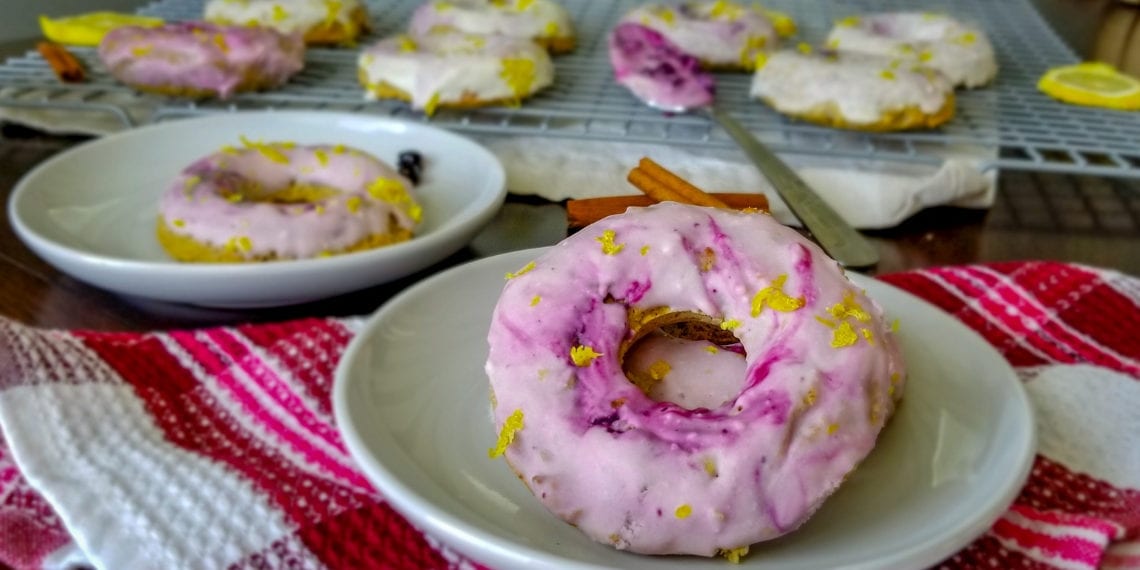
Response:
[397, 150, 423, 185]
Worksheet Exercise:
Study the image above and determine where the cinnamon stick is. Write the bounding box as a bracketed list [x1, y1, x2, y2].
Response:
[37, 42, 86, 83]
[631, 157, 730, 209]
[568, 193, 768, 229]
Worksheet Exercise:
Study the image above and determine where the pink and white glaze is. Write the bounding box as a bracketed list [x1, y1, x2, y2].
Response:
[617, 1, 782, 69]
[159, 140, 421, 260]
[205, 0, 367, 41]
[358, 31, 554, 111]
[98, 22, 305, 99]
[826, 12, 997, 88]
[486, 203, 906, 557]
[608, 22, 715, 112]
[408, 0, 574, 46]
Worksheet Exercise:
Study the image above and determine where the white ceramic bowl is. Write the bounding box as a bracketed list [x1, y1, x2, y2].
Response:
[334, 248, 1036, 570]
[8, 111, 506, 308]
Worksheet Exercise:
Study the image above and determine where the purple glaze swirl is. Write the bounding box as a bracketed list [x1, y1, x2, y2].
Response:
[608, 22, 715, 111]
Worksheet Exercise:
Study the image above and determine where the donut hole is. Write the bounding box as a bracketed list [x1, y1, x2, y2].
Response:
[620, 311, 749, 410]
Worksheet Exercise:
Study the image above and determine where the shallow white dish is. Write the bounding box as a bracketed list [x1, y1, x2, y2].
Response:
[8, 111, 506, 308]
[334, 248, 1036, 570]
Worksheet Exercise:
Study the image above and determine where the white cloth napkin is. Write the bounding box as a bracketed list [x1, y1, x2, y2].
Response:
[0, 88, 996, 229]
[486, 136, 995, 229]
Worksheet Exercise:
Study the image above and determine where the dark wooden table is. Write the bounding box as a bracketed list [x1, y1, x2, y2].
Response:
[2, 123, 1140, 332]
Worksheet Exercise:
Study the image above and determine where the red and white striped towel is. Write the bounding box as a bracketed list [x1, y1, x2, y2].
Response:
[0, 261, 1137, 570]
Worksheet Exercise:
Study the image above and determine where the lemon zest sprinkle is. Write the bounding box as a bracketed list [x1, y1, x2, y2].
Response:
[718, 546, 750, 564]
[488, 409, 524, 458]
[827, 423, 839, 435]
[831, 321, 859, 348]
[505, 261, 536, 279]
[861, 328, 875, 345]
[703, 458, 718, 477]
[675, 504, 692, 519]
[751, 274, 805, 316]
[530, 295, 541, 306]
[647, 360, 671, 380]
[570, 345, 603, 367]
[705, 345, 718, 354]
[596, 229, 625, 255]
[640, 245, 650, 256]
[720, 319, 742, 330]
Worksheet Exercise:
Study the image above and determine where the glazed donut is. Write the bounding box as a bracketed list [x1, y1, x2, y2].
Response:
[750, 50, 956, 131]
[358, 31, 554, 114]
[617, 1, 792, 70]
[204, 0, 370, 46]
[408, 0, 576, 54]
[486, 203, 906, 557]
[157, 139, 421, 262]
[608, 22, 716, 111]
[826, 12, 997, 88]
[98, 22, 305, 99]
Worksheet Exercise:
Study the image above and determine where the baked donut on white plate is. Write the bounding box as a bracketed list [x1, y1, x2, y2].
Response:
[826, 12, 997, 88]
[750, 49, 956, 131]
[408, 0, 576, 54]
[358, 30, 554, 114]
[204, 0, 370, 45]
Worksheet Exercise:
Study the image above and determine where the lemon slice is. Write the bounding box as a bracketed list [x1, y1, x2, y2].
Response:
[1038, 62, 1140, 111]
[39, 12, 164, 46]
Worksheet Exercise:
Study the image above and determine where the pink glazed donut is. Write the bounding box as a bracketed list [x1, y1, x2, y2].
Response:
[98, 22, 305, 99]
[157, 139, 421, 262]
[486, 203, 906, 559]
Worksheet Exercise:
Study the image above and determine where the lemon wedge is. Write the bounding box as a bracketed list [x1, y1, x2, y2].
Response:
[1038, 62, 1140, 111]
[39, 12, 164, 46]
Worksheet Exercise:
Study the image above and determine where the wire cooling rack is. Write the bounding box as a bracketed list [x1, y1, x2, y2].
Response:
[2, 0, 1139, 178]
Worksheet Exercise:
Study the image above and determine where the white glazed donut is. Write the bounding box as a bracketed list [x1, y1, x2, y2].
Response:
[486, 203, 906, 558]
[617, 1, 793, 70]
[157, 139, 420, 262]
[204, 0, 370, 45]
[826, 12, 997, 88]
[408, 0, 576, 54]
[750, 50, 956, 131]
[358, 31, 554, 114]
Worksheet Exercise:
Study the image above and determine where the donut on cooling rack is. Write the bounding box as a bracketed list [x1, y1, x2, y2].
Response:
[97, 22, 305, 99]
[157, 139, 421, 262]
[486, 202, 906, 558]
[616, 0, 796, 71]
[408, 0, 577, 54]
[357, 30, 555, 114]
[750, 49, 956, 131]
[204, 0, 371, 46]
[826, 12, 997, 89]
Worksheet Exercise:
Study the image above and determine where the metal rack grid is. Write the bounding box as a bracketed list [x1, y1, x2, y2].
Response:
[1, 0, 1138, 178]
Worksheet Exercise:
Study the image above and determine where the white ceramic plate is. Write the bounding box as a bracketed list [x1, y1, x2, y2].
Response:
[7, 111, 506, 308]
[334, 248, 1036, 570]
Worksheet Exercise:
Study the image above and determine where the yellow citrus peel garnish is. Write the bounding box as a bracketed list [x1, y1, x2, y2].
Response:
[1038, 62, 1140, 111]
[39, 12, 164, 47]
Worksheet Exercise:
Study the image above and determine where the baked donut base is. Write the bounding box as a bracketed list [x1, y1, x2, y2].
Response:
[299, 6, 371, 45]
[156, 217, 413, 262]
[763, 94, 956, 132]
[118, 70, 294, 100]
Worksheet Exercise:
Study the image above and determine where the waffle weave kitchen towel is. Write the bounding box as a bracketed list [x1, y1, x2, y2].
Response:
[0, 261, 1137, 570]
